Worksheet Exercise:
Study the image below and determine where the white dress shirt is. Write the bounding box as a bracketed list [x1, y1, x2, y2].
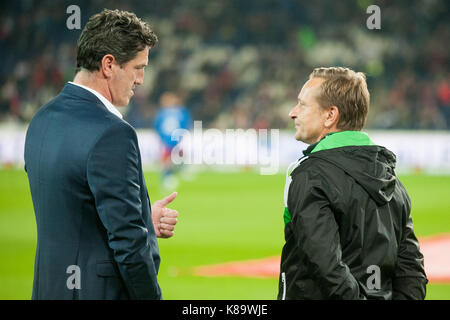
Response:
[68, 81, 123, 119]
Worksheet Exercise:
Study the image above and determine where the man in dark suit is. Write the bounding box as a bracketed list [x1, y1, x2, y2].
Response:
[24, 9, 179, 300]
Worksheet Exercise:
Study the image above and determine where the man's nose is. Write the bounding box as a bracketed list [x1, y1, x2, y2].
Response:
[135, 71, 145, 85]
[289, 106, 297, 119]
[135, 76, 144, 85]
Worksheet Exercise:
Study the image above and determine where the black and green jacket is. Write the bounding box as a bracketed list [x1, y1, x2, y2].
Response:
[278, 131, 427, 300]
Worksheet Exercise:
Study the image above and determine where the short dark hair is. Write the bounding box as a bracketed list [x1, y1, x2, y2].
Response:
[309, 67, 370, 131]
[76, 9, 158, 73]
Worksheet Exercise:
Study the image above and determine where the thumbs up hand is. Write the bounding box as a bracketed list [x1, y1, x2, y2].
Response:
[151, 192, 179, 239]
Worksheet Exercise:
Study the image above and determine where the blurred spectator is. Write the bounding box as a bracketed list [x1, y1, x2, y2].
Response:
[154, 92, 192, 190]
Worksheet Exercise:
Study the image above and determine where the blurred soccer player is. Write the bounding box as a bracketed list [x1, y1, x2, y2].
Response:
[279, 67, 427, 300]
[153, 92, 192, 190]
[24, 9, 179, 300]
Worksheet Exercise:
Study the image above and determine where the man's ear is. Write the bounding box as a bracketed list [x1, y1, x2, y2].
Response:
[324, 105, 339, 129]
[101, 54, 115, 78]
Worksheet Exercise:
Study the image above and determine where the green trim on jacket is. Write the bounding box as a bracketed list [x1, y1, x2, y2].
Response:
[311, 131, 375, 154]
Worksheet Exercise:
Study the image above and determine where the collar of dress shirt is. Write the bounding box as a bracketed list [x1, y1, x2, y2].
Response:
[68, 81, 123, 119]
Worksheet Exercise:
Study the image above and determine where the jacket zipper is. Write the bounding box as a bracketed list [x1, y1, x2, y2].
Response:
[281, 157, 307, 300]
[281, 272, 287, 300]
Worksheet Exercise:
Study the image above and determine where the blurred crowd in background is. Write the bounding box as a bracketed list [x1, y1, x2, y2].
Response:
[1, 0, 449, 130]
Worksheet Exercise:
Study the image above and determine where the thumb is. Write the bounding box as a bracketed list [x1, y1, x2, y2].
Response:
[157, 191, 178, 207]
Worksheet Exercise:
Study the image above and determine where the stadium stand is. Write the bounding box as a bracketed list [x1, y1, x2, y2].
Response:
[0, 0, 449, 130]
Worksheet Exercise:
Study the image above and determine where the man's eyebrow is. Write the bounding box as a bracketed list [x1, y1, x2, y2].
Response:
[135, 63, 148, 68]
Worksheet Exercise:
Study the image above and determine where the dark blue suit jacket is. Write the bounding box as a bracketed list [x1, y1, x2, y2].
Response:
[24, 83, 161, 300]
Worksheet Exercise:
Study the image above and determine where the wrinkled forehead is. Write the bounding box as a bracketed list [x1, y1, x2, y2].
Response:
[136, 47, 150, 63]
[126, 46, 150, 67]
[298, 77, 325, 100]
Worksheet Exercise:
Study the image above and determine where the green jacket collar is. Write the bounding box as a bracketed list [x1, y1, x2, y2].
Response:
[304, 131, 375, 155]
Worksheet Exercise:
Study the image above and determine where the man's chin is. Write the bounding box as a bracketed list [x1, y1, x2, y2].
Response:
[114, 99, 130, 107]
[295, 134, 310, 144]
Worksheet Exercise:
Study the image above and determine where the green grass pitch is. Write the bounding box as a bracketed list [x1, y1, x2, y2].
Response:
[0, 168, 449, 299]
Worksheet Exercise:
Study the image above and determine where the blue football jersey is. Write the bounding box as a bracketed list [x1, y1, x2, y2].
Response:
[153, 106, 192, 148]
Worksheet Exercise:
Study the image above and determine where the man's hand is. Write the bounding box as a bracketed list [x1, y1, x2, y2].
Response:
[151, 192, 178, 238]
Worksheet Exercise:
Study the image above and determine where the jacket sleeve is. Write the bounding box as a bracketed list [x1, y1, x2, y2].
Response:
[392, 186, 428, 300]
[86, 121, 161, 300]
[288, 170, 364, 300]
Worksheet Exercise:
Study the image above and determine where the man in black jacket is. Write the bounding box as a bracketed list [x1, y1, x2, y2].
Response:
[278, 67, 427, 300]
